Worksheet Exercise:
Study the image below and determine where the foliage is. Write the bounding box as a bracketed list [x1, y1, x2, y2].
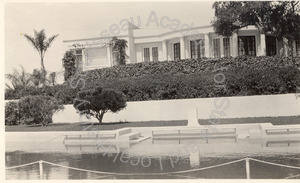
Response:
[84, 67, 300, 101]
[52, 84, 79, 104]
[270, 2, 300, 39]
[23, 29, 59, 82]
[224, 67, 300, 96]
[73, 87, 127, 123]
[5, 101, 20, 126]
[31, 69, 44, 88]
[83, 56, 300, 81]
[48, 72, 57, 86]
[211, 1, 300, 46]
[18, 95, 64, 126]
[5, 57, 300, 104]
[5, 86, 38, 100]
[6, 66, 32, 90]
[62, 50, 77, 81]
[110, 37, 128, 65]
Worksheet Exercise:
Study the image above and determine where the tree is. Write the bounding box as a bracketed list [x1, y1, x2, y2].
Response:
[212, 1, 300, 55]
[6, 66, 32, 90]
[110, 37, 128, 65]
[48, 72, 57, 86]
[18, 95, 64, 126]
[62, 50, 77, 81]
[212, 1, 271, 37]
[73, 87, 127, 124]
[31, 69, 44, 88]
[23, 30, 59, 82]
[270, 1, 300, 55]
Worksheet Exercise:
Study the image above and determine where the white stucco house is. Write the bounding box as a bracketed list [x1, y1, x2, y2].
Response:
[63, 22, 300, 71]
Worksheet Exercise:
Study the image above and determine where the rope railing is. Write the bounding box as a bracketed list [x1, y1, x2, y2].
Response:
[248, 158, 300, 170]
[5, 157, 300, 179]
[161, 158, 246, 174]
[285, 173, 300, 179]
[5, 160, 40, 170]
[41, 158, 246, 176]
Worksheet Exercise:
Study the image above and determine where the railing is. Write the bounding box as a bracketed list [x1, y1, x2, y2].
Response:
[266, 140, 300, 147]
[152, 127, 237, 139]
[265, 127, 300, 135]
[63, 133, 117, 144]
[152, 136, 237, 144]
[6, 157, 300, 179]
[64, 143, 118, 151]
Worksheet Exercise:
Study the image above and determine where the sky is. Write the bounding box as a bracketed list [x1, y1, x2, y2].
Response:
[4, 1, 215, 80]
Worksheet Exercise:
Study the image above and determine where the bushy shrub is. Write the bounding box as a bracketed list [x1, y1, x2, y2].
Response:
[81, 67, 300, 101]
[74, 87, 127, 123]
[18, 95, 64, 126]
[5, 101, 20, 126]
[62, 50, 77, 81]
[5, 89, 17, 100]
[83, 56, 300, 82]
[5, 56, 300, 103]
[225, 67, 300, 96]
[5, 86, 42, 100]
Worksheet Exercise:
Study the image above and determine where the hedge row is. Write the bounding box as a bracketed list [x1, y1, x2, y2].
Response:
[84, 67, 300, 101]
[6, 66, 300, 104]
[84, 56, 300, 82]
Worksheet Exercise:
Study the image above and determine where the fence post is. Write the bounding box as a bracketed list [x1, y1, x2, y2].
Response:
[245, 158, 250, 179]
[39, 160, 43, 180]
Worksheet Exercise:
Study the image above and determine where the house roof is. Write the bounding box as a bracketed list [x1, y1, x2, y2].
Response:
[63, 25, 214, 43]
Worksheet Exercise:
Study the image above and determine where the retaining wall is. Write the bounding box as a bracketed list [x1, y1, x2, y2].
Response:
[51, 94, 300, 123]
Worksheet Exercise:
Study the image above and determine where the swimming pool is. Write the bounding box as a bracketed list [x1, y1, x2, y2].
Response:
[5, 129, 300, 179]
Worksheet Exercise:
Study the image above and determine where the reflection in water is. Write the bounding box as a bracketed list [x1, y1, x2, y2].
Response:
[6, 135, 300, 179]
[266, 140, 300, 147]
[5, 151, 300, 179]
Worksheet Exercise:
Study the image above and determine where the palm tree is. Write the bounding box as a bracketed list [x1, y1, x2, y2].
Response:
[110, 37, 128, 65]
[6, 66, 32, 90]
[23, 29, 59, 82]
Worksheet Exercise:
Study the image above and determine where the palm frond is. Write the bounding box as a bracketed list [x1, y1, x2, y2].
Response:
[23, 34, 39, 52]
[6, 66, 32, 90]
[34, 29, 46, 54]
[5, 83, 12, 90]
[44, 34, 59, 52]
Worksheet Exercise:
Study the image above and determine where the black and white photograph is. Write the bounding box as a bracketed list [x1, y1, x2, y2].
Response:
[2, 0, 300, 181]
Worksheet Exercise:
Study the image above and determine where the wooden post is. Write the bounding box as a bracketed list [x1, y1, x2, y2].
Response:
[39, 160, 43, 180]
[152, 131, 154, 144]
[245, 158, 250, 179]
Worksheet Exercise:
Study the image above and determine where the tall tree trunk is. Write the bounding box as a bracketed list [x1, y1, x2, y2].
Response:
[97, 111, 105, 124]
[41, 57, 46, 85]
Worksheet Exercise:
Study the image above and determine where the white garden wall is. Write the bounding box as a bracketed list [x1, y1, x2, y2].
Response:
[51, 94, 300, 123]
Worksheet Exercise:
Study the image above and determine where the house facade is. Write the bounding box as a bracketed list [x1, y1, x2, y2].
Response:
[63, 24, 300, 71]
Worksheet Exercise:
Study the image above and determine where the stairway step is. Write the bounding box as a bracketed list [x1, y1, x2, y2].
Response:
[119, 132, 141, 141]
[116, 128, 132, 136]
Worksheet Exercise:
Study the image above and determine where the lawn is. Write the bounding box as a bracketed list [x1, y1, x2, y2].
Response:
[5, 116, 300, 132]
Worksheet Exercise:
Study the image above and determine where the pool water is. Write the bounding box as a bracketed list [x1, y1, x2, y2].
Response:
[5, 135, 300, 179]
